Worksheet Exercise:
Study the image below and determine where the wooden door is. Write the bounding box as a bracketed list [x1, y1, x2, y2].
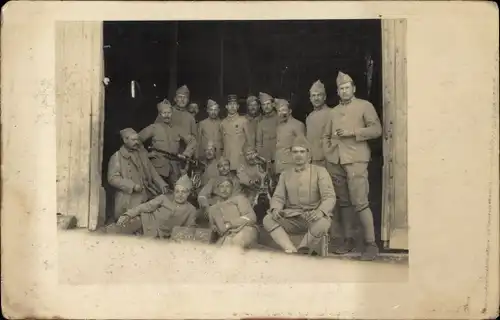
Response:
[381, 19, 408, 250]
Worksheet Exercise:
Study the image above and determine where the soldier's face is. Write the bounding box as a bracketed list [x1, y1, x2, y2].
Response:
[338, 82, 355, 101]
[226, 102, 239, 115]
[205, 148, 215, 160]
[174, 185, 190, 204]
[187, 103, 199, 115]
[207, 105, 220, 118]
[175, 94, 189, 108]
[217, 181, 233, 199]
[277, 105, 291, 122]
[245, 150, 257, 162]
[158, 106, 173, 123]
[291, 146, 308, 165]
[310, 92, 326, 108]
[247, 101, 260, 116]
[261, 100, 274, 114]
[217, 161, 231, 176]
[124, 134, 140, 150]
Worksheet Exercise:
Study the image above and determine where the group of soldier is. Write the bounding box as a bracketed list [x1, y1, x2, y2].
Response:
[106, 70, 382, 261]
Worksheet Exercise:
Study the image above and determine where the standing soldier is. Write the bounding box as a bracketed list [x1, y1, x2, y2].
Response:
[323, 71, 382, 261]
[156, 85, 197, 140]
[306, 80, 331, 167]
[187, 102, 200, 122]
[256, 92, 278, 162]
[197, 99, 223, 160]
[107, 128, 169, 221]
[220, 94, 251, 171]
[139, 100, 197, 187]
[275, 98, 306, 176]
[245, 95, 262, 149]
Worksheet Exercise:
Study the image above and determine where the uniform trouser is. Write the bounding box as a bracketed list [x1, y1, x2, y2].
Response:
[156, 160, 183, 189]
[326, 161, 376, 243]
[217, 226, 259, 249]
[262, 212, 331, 250]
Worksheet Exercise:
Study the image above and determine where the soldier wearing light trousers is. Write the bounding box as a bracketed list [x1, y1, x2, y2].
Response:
[263, 135, 335, 255]
[323, 71, 382, 261]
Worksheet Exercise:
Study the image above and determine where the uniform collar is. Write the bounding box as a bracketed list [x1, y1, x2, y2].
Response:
[340, 97, 356, 106]
[313, 104, 328, 111]
[294, 164, 309, 172]
[246, 113, 261, 120]
[227, 113, 239, 119]
[119, 146, 137, 159]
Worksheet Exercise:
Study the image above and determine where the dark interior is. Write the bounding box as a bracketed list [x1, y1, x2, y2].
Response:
[102, 20, 384, 242]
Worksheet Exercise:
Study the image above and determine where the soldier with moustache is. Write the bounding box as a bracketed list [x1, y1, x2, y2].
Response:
[322, 71, 382, 261]
[245, 95, 262, 149]
[256, 92, 278, 164]
[306, 80, 331, 167]
[197, 99, 223, 160]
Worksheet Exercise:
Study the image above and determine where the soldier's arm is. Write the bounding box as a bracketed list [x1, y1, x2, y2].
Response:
[138, 124, 155, 142]
[185, 205, 197, 227]
[242, 118, 253, 147]
[107, 153, 135, 194]
[123, 195, 164, 218]
[355, 102, 382, 141]
[229, 196, 257, 227]
[198, 179, 214, 208]
[180, 132, 197, 157]
[270, 173, 286, 211]
[322, 112, 338, 151]
[297, 120, 306, 136]
[208, 205, 228, 234]
[190, 116, 197, 137]
[237, 164, 253, 186]
[255, 122, 264, 156]
[316, 167, 336, 216]
[148, 159, 168, 191]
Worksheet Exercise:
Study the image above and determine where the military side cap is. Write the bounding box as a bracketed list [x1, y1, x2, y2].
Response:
[157, 99, 172, 110]
[310, 80, 326, 93]
[227, 94, 238, 102]
[120, 128, 138, 139]
[246, 95, 258, 104]
[274, 98, 290, 109]
[176, 174, 193, 190]
[176, 85, 190, 95]
[336, 71, 354, 86]
[217, 156, 231, 166]
[259, 92, 273, 103]
[207, 99, 218, 109]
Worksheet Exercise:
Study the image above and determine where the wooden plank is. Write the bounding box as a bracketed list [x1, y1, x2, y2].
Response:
[88, 22, 105, 230]
[380, 19, 396, 243]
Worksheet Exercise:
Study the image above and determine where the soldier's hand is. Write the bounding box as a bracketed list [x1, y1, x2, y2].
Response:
[336, 129, 354, 137]
[133, 184, 143, 192]
[117, 215, 130, 226]
[161, 185, 169, 194]
[177, 153, 187, 160]
[306, 210, 323, 223]
[268, 208, 281, 220]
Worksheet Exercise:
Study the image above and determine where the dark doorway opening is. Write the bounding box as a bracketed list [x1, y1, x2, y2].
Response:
[102, 20, 383, 242]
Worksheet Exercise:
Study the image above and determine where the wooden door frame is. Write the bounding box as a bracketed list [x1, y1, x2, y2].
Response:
[381, 19, 408, 250]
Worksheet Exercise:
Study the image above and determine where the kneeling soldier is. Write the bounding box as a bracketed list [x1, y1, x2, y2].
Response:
[116, 175, 197, 238]
[209, 177, 259, 249]
[263, 135, 336, 254]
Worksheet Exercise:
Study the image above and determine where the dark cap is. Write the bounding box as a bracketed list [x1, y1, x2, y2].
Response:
[227, 94, 238, 102]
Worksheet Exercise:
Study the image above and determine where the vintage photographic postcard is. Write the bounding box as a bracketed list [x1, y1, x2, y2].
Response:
[1, 1, 498, 319]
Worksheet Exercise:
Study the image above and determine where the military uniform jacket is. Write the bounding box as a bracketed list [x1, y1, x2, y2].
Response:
[270, 164, 336, 217]
[107, 146, 167, 218]
[322, 98, 382, 165]
[155, 105, 197, 137]
[275, 116, 306, 174]
[220, 114, 251, 170]
[256, 112, 279, 161]
[208, 194, 257, 236]
[124, 194, 197, 238]
[245, 114, 262, 149]
[197, 118, 223, 158]
[139, 122, 196, 176]
[306, 105, 331, 161]
[198, 174, 242, 208]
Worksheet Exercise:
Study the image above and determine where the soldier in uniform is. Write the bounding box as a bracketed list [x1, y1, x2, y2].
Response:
[197, 99, 223, 160]
[116, 175, 197, 238]
[198, 157, 242, 214]
[107, 128, 169, 221]
[139, 100, 197, 188]
[275, 98, 306, 176]
[262, 135, 335, 254]
[245, 95, 262, 149]
[220, 94, 252, 171]
[256, 92, 278, 163]
[237, 143, 267, 201]
[322, 71, 382, 261]
[200, 141, 220, 186]
[187, 102, 200, 121]
[306, 80, 331, 167]
[208, 177, 259, 249]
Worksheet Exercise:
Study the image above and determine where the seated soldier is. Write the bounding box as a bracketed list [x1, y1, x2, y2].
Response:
[200, 141, 220, 187]
[262, 135, 336, 255]
[208, 177, 259, 249]
[116, 175, 197, 238]
[198, 157, 241, 213]
[107, 128, 169, 221]
[237, 144, 267, 198]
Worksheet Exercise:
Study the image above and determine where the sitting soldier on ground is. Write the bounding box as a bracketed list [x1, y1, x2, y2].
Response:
[208, 177, 259, 249]
[115, 175, 197, 238]
[237, 143, 267, 201]
[200, 141, 220, 187]
[262, 135, 336, 255]
[107, 128, 169, 222]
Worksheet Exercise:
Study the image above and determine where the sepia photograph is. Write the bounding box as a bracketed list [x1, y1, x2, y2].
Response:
[2, 1, 498, 319]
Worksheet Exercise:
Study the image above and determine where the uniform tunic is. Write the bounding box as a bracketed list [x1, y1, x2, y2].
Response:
[197, 174, 242, 208]
[124, 194, 197, 238]
[245, 114, 262, 149]
[197, 118, 223, 159]
[139, 122, 196, 184]
[220, 114, 251, 170]
[237, 161, 267, 200]
[275, 116, 306, 174]
[107, 146, 168, 220]
[305, 104, 331, 164]
[155, 105, 197, 139]
[256, 111, 279, 161]
[208, 194, 258, 248]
